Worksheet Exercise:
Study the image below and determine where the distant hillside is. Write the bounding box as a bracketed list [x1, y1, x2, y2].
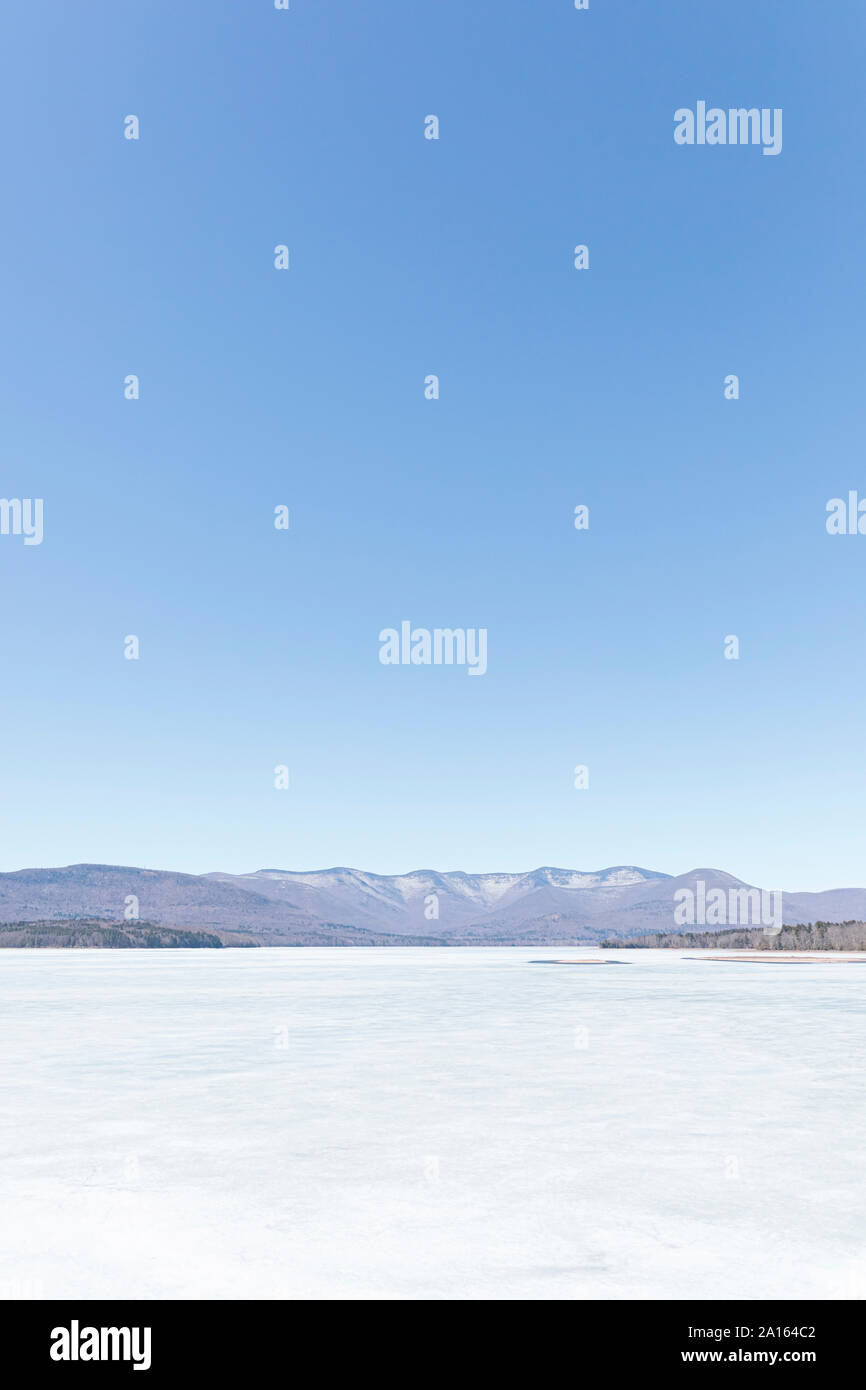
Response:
[2, 863, 866, 945]
[603, 921, 866, 951]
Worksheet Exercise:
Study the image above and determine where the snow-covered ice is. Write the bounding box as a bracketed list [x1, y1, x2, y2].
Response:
[1, 947, 865, 1300]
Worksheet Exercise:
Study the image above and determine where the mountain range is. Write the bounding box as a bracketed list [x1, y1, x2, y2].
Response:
[0, 863, 864, 945]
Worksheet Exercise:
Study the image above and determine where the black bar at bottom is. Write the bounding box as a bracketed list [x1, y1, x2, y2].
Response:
[0, 1298, 857, 1376]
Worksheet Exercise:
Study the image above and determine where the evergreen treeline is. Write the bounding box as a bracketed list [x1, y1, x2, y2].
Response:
[602, 921, 866, 951]
[0, 918, 448, 947]
[0, 919, 224, 948]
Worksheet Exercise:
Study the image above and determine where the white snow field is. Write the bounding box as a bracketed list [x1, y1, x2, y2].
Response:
[1, 946, 864, 1301]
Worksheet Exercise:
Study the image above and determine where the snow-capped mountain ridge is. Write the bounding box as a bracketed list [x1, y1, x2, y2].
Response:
[216, 863, 669, 915]
[1, 863, 863, 944]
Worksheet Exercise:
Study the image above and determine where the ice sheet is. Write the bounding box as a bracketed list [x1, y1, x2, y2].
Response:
[1, 947, 864, 1300]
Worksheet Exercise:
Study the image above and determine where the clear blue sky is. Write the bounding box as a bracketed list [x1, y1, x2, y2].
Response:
[1, 1, 864, 890]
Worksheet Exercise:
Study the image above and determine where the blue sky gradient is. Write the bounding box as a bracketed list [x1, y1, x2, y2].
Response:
[1, 1, 864, 888]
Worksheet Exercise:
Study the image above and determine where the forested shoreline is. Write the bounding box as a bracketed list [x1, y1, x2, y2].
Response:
[603, 921, 866, 951]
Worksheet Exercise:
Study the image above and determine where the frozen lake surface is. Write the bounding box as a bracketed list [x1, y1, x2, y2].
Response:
[1, 946, 865, 1301]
